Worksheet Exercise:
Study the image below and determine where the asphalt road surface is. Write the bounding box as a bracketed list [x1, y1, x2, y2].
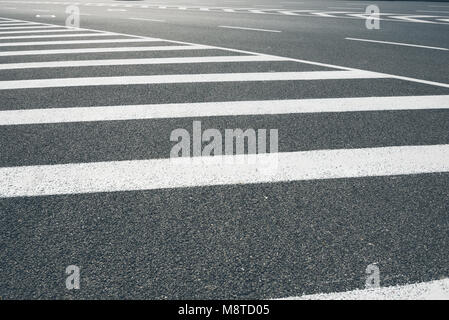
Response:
[0, 0, 448, 299]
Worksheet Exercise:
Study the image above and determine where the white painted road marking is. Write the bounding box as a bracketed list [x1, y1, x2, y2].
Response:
[346, 37, 449, 51]
[1, 145, 449, 198]
[129, 17, 166, 22]
[0, 38, 161, 47]
[35, 15, 56, 18]
[219, 25, 282, 33]
[278, 278, 449, 300]
[1, 95, 447, 126]
[0, 71, 389, 90]
[0, 45, 211, 56]
[0, 55, 288, 70]
[0, 28, 79, 34]
[0, 32, 115, 40]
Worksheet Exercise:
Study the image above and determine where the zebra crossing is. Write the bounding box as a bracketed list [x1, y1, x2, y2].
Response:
[0, 16, 448, 298]
[1, 0, 449, 25]
[1, 16, 449, 199]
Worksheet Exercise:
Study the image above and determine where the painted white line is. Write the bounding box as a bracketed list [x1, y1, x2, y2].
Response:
[0, 45, 210, 56]
[1, 145, 449, 198]
[33, 9, 51, 12]
[278, 278, 449, 300]
[0, 25, 61, 30]
[416, 10, 449, 14]
[0, 38, 161, 47]
[0, 55, 287, 70]
[1, 95, 447, 126]
[107, 8, 127, 12]
[129, 17, 166, 22]
[328, 7, 363, 10]
[0, 23, 39, 26]
[0, 32, 114, 40]
[0, 71, 388, 90]
[0, 28, 93, 35]
[346, 37, 448, 51]
[35, 15, 56, 18]
[219, 25, 282, 33]
[389, 15, 439, 24]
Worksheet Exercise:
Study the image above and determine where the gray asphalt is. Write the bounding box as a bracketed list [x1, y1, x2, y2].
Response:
[0, 0, 448, 299]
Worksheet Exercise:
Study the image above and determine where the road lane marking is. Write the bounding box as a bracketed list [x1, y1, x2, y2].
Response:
[0, 23, 39, 26]
[0, 32, 115, 40]
[0, 45, 211, 56]
[416, 10, 449, 14]
[0, 71, 388, 90]
[219, 25, 282, 33]
[1, 95, 447, 126]
[0, 25, 61, 30]
[1, 145, 449, 198]
[0, 55, 288, 70]
[0, 38, 161, 47]
[35, 15, 56, 18]
[345, 37, 449, 51]
[389, 15, 439, 24]
[107, 9, 127, 12]
[278, 278, 449, 300]
[129, 17, 166, 22]
[0, 28, 96, 34]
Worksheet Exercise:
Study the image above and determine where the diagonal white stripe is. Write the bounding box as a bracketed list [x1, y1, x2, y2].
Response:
[0, 45, 210, 56]
[0, 55, 287, 70]
[0, 32, 115, 40]
[0, 71, 389, 90]
[278, 279, 449, 300]
[0, 38, 161, 47]
[1, 95, 447, 126]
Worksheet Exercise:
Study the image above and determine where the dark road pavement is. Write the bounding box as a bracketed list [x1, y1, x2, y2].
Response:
[0, 0, 448, 299]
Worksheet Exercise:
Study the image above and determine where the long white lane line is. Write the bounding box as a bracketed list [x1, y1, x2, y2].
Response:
[346, 37, 449, 51]
[1, 145, 449, 198]
[129, 17, 166, 22]
[0, 38, 161, 47]
[0, 23, 40, 26]
[0, 28, 82, 34]
[278, 279, 449, 300]
[1, 95, 448, 126]
[0, 25, 61, 30]
[0, 45, 211, 56]
[0, 32, 114, 40]
[219, 25, 282, 33]
[0, 71, 388, 90]
[0, 55, 288, 70]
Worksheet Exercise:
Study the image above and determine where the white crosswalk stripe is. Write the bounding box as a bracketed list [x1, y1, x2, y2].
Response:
[2, 95, 448, 125]
[2, 145, 449, 198]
